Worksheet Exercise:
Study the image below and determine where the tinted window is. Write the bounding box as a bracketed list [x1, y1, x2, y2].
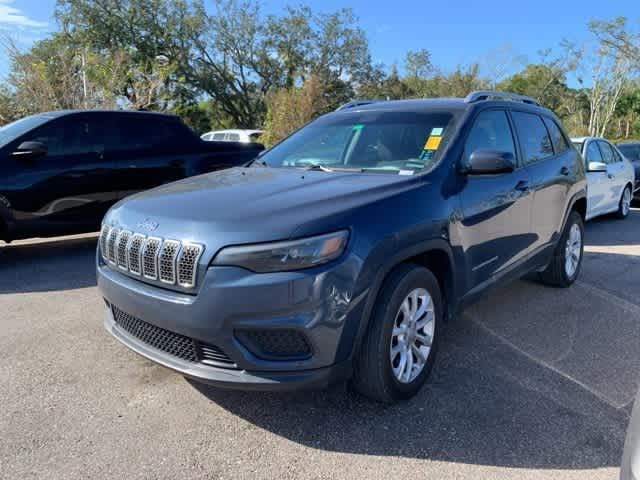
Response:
[464, 110, 516, 162]
[618, 144, 640, 161]
[227, 133, 240, 142]
[598, 141, 616, 164]
[259, 111, 455, 173]
[543, 118, 569, 154]
[114, 116, 189, 150]
[511, 111, 554, 164]
[212, 133, 226, 141]
[585, 141, 603, 163]
[0, 115, 51, 149]
[22, 116, 106, 156]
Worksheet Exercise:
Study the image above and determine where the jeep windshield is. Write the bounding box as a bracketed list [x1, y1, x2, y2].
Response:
[258, 111, 456, 173]
[0, 114, 51, 149]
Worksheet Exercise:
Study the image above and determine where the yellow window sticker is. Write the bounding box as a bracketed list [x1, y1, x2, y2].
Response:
[424, 135, 442, 150]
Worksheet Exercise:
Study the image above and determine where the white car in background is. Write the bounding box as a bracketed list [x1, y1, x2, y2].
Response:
[201, 129, 263, 143]
[571, 136, 635, 220]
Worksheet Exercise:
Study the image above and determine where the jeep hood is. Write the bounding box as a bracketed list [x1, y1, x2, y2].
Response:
[105, 167, 421, 263]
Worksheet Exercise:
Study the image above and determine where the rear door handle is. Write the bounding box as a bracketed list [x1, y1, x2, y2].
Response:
[515, 180, 530, 192]
[560, 166, 570, 176]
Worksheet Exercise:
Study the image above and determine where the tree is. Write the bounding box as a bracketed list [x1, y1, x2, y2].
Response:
[261, 75, 324, 146]
[589, 17, 640, 68]
[614, 88, 640, 139]
[55, 0, 204, 109]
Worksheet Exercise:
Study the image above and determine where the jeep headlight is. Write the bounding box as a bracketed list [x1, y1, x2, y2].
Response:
[212, 231, 349, 273]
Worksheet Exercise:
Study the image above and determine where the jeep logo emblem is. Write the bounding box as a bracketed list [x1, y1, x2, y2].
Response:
[137, 218, 159, 232]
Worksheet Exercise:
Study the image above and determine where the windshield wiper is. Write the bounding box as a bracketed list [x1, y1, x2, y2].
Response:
[304, 164, 334, 172]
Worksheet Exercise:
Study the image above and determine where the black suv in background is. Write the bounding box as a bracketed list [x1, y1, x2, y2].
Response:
[617, 142, 640, 199]
[0, 110, 264, 242]
[97, 91, 587, 402]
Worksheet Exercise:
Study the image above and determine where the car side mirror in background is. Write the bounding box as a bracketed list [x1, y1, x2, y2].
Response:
[11, 141, 47, 160]
[587, 161, 607, 172]
[462, 148, 515, 175]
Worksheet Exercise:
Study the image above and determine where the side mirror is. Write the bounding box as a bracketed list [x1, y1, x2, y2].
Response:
[587, 161, 607, 172]
[463, 148, 515, 175]
[11, 141, 47, 160]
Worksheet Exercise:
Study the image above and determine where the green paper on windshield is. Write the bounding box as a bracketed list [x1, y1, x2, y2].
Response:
[352, 124, 365, 131]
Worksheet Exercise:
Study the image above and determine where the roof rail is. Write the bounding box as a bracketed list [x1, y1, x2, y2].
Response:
[464, 90, 541, 106]
[335, 99, 381, 111]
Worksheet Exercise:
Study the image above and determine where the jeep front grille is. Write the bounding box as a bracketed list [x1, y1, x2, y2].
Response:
[100, 224, 204, 289]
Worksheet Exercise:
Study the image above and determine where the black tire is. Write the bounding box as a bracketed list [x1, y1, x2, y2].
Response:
[615, 185, 632, 219]
[539, 210, 584, 287]
[351, 263, 442, 403]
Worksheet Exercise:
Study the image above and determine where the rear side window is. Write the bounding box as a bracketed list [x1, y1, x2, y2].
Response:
[463, 110, 516, 162]
[598, 141, 616, 164]
[542, 118, 569, 154]
[114, 116, 191, 151]
[212, 133, 226, 141]
[227, 133, 240, 142]
[511, 111, 554, 165]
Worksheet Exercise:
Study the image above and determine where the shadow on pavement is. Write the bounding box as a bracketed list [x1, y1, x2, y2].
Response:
[0, 235, 98, 293]
[583, 208, 640, 247]
[190, 316, 629, 469]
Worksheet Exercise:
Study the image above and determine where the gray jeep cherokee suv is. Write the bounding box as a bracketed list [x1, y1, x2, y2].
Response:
[97, 91, 587, 402]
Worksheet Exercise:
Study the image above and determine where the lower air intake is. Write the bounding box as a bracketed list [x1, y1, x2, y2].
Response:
[236, 329, 312, 360]
[111, 305, 236, 368]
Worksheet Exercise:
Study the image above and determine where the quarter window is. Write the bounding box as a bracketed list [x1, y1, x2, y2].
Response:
[598, 141, 616, 164]
[463, 110, 516, 163]
[511, 111, 554, 165]
[543, 118, 569, 154]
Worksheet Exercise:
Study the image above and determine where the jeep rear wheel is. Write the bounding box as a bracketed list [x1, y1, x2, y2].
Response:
[539, 210, 584, 287]
[352, 263, 442, 403]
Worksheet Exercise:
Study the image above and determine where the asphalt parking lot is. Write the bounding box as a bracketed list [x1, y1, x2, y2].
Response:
[2, 209, 639, 480]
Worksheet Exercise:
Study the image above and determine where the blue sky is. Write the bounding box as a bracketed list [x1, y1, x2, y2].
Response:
[1, 0, 638, 82]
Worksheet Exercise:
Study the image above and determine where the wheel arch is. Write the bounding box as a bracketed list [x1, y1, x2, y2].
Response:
[346, 239, 458, 363]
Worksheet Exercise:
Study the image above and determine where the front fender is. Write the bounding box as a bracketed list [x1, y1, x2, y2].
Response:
[336, 235, 456, 364]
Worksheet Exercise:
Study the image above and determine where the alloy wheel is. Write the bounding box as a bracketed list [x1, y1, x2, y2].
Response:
[389, 288, 435, 384]
[564, 223, 582, 278]
[622, 187, 631, 217]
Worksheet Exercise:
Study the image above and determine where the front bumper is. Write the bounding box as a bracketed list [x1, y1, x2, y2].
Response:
[98, 252, 367, 390]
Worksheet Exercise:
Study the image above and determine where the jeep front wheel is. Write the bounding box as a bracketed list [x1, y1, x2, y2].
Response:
[352, 263, 442, 403]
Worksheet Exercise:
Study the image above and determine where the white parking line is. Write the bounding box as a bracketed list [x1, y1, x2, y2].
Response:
[468, 314, 629, 410]
[577, 280, 640, 317]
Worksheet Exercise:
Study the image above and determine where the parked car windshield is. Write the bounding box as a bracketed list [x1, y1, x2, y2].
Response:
[0, 115, 51, 149]
[618, 144, 640, 161]
[259, 111, 456, 173]
[572, 141, 584, 154]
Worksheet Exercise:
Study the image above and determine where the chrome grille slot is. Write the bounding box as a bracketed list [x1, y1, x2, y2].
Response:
[106, 227, 119, 264]
[177, 244, 203, 288]
[127, 233, 145, 275]
[99, 224, 111, 261]
[141, 237, 161, 280]
[158, 240, 181, 284]
[101, 224, 204, 290]
[116, 230, 132, 270]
